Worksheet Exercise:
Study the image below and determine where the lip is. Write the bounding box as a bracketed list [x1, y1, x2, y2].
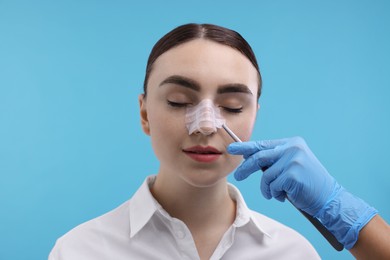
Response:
[182, 146, 222, 163]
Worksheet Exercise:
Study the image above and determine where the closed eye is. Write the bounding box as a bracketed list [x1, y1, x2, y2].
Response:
[167, 100, 190, 108]
[221, 106, 243, 113]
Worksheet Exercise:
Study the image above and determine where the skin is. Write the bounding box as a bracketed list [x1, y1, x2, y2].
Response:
[350, 215, 390, 260]
[139, 39, 259, 260]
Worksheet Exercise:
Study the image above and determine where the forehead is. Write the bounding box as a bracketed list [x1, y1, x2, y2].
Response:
[148, 39, 259, 94]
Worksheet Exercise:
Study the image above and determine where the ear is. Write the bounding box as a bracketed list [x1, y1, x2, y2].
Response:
[257, 103, 260, 111]
[138, 94, 150, 136]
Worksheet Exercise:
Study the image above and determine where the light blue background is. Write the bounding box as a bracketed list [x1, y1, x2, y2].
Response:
[1, 1, 389, 259]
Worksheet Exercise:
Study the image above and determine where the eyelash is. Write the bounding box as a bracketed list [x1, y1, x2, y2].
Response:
[222, 107, 243, 114]
[167, 100, 242, 113]
[167, 100, 189, 108]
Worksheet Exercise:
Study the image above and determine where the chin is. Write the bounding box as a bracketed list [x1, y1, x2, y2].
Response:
[181, 170, 230, 189]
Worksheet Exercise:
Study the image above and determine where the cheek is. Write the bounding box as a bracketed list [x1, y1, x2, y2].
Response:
[149, 104, 185, 131]
[148, 107, 187, 151]
[228, 110, 257, 142]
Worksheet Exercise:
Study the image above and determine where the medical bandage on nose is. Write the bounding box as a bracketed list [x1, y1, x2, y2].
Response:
[185, 99, 225, 135]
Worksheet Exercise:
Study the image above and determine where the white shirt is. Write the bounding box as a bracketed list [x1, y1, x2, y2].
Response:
[49, 176, 320, 259]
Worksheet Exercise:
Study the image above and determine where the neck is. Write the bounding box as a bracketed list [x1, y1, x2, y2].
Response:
[150, 173, 236, 230]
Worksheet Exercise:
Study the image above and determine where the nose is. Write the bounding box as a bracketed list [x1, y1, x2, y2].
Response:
[185, 99, 225, 136]
[196, 106, 216, 135]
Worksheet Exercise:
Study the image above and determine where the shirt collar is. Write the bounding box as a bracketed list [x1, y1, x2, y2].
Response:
[129, 175, 271, 238]
[228, 183, 271, 238]
[129, 175, 159, 238]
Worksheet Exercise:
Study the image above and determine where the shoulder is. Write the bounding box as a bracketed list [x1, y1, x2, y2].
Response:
[249, 210, 320, 258]
[49, 201, 130, 260]
[49, 177, 156, 260]
[250, 209, 302, 236]
[227, 182, 320, 258]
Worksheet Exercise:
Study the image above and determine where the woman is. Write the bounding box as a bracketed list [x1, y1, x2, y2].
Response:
[50, 22, 390, 260]
[49, 23, 320, 259]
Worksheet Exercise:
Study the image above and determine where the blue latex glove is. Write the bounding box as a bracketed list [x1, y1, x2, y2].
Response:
[227, 137, 378, 250]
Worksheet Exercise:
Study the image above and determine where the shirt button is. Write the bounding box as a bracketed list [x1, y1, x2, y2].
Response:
[175, 229, 186, 239]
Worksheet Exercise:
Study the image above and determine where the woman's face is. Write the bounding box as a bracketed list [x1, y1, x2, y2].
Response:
[139, 39, 259, 188]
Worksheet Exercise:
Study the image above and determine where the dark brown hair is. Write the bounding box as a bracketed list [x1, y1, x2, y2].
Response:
[143, 23, 262, 99]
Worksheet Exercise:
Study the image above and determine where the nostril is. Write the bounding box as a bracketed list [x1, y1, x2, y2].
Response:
[199, 121, 216, 135]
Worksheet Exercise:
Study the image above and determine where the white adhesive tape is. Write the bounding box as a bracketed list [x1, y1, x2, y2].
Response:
[185, 99, 225, 135]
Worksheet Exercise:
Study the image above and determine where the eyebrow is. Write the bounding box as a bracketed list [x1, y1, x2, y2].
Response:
[217, 84, 253, 96]
[159, 75, 200, 92]
[159, 75, 253, 96]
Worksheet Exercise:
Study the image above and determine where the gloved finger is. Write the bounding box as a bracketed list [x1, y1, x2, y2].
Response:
[234, 148, 282, 181]
[260, 158, 285, 199]
[269, 178, 288, 202]
[266, 160, 309, 205]
[227, 139, 288, 158]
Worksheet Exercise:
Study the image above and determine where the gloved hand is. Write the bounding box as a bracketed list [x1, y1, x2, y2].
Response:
[227, 136, 378, 250]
